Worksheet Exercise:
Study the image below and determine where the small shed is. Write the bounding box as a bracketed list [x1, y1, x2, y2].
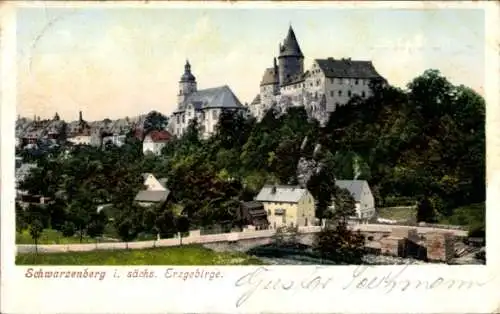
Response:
[239, 201, 269, 230]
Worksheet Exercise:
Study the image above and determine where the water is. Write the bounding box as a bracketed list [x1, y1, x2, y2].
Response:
[255, 254, 426, 265]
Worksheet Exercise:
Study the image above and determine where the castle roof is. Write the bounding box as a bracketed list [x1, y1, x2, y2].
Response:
[260, 67, 279, 86]
[281, 71, 309, 86]
[315, 58, 383, 79]
[175, 85, 244, 113]
[279, 26, 304, 58]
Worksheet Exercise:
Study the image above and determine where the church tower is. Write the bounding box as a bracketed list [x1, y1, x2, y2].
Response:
[278, 25, 304, 86]
[178, 60, 197, 104]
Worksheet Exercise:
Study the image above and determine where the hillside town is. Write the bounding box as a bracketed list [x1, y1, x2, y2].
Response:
[15, 26, 485, 266]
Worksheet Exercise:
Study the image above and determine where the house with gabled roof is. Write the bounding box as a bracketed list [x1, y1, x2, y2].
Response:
[142, 130, 172, 155]
[334, 180, 375, 222]
[255, 185, 315, 229]
[134, 173, 170, 208]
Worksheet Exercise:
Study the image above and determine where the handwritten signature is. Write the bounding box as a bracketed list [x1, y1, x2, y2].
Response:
[234, 266, 333, 308]
[234, 264, 491, 308]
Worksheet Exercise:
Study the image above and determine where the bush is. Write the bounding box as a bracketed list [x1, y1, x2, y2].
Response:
[313, 222, 365, 264]
[61, 221, 76, 237]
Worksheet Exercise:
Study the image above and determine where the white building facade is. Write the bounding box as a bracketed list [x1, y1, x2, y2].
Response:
[249, 26, 387, 125]
[142, 130, 172, 156]
[333, 180, 376, 222]
[67, 135, 92, 146]
[169, 61, 247, 139]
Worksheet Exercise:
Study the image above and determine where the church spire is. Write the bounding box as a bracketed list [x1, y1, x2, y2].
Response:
[180, 59, 196, 83]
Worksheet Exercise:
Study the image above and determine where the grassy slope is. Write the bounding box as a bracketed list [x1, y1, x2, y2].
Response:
[377, 206, 417, 222]
[16, 245, 264, 265]
[16, 229, 115, 245]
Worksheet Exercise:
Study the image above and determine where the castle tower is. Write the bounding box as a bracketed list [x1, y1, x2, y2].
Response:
[178, 60, 197, 104]
[278, 25, 304, 86]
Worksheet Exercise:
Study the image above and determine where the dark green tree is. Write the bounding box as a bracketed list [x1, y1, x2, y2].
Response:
[29, 218, 44, 254]
[175, 215, 190, 245]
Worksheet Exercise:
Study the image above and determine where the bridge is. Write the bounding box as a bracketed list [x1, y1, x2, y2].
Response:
[16, 223, 467, 254]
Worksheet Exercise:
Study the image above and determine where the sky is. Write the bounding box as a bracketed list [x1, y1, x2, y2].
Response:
[16, 5, 485, 121]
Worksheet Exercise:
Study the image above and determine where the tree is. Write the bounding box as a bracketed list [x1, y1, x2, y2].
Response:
[175, 215, 190, 245]
[313, 222, 365, 264]
[307, 157, 337, 224]
[61, 221, 76, 237]
[143, 111, 169, 139]
[331, 187, 356, 223]
[416, 197, 437, 223]
[29, 218, 44, 254]
[155, 209, 177, 239]
[116, 218, 138, 248]
[87, 212, 107, 245]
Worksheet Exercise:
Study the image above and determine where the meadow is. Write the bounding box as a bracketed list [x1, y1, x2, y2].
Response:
[16, 245, 264, 265]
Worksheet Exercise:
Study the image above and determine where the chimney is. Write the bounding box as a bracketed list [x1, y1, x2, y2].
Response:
[271, 186, 277, 194]
[273, 57, 278, 70]
[79, 111, 83, 122]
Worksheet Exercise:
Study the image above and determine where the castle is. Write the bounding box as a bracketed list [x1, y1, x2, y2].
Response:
[248, 26, 387, 125]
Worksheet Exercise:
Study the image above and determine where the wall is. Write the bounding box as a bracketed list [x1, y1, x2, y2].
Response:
[297, 192, 315, 227]
[142, 137, 166, 155]
[16, 224, 467, 257]
[67, 136, 91, 145]
[264, 202, 298, 228]
[359, 183, 376, 219]
[324, 76, 373, 111]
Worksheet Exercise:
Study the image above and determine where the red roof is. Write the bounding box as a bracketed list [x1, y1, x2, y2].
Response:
[146, 130, 172, 143]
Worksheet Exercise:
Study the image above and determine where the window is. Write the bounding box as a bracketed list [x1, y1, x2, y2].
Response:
[330, 78, 333, 84]
[348, 90, 352, 97]
[362, 91, 366, 98]
[177, 115, 180, 124]
[338, 90, 342, 96]
[355, 79, 359, 85]
[212, 110, 218, 120]
[182, 115, 185, 123]
[330, 91, 334, 97]
[316, 80, 320, 86]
